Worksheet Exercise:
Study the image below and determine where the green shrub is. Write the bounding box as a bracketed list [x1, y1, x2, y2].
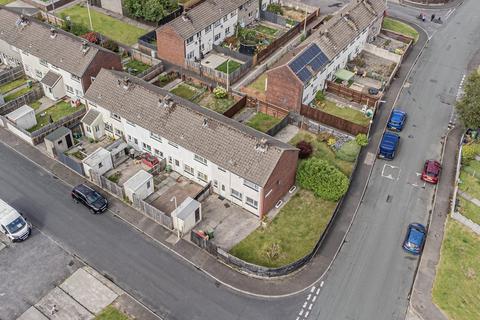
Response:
[297, 158, 349, 201]
[267, 3, 283, 15]
[101, 39, 119, 52]
[462, 144, 478, 164]
[315, 90, 326, 101]
[336, 140, 361, 162]
[355, 133, 368, 147]
[296, 140, 313, 159]
[213, 86, 228, 99]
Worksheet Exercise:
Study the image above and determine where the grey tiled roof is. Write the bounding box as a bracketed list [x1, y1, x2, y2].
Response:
[81, 108, 101, 126]
[0, 8, 110, 77]
[40, 70, 61, 87]
[313, 0, 386, 59]
[45, 126, 71, 141]
[160, 0, 249, 40]
[84, 69, 296, 187]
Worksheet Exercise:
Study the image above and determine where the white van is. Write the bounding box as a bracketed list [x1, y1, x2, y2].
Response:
[0, 199, 31, 242]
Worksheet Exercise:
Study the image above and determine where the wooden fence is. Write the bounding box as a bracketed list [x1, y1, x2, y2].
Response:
[0, 85, 43, 116]
[246, 97, 290, 119]
[300, 104, 368, 135]
[185, 59, 252, 87]
[0, 65, 24, 86]
[223, 95, 247, 118]
[132, 193, 173, 229]
[325, 81, 380, 108]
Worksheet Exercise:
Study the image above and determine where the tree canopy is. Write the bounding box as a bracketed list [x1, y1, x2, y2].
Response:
[123, 0, 178, 22]
[456, 71, 480, 129]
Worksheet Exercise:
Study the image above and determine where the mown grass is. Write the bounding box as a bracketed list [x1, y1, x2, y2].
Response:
[382, 17, 419, 43]
[28, 101, 83, 132]
[215, 60, 242, 74]
[246, 112, 282, 133]
[432, 219, 480, 320]
[0, 76, 27, 94]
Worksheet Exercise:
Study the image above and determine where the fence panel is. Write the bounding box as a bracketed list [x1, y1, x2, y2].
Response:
[100, 176, 124, 199]
[223, 95, 247, 118]
[325, 81, 380, 108]
[57, 152, 85, 175]
[132, 193, 173, 229]
[266, 114, 290, 137]
[0, 85, 43, 115]
[0, 65, 24, 85]
[194, 182, 212, 202]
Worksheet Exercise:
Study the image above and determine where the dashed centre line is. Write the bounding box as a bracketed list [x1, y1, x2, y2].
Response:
[295, 284, 324, 319]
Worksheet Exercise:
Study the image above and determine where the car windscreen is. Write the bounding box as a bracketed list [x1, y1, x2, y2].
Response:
[409, 228, 424, 246]
[6, 217, 26, 234]
[86, 191, 102, 203]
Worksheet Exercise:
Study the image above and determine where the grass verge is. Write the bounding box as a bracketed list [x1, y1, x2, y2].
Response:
[96, 305, 130, 320]
[457, 196, 480, 226]
[246, 112, 282, 133]
[60, 5, 146, 45]
[382, 17, 419, 43]
[229, 189, 337, 267]
[432, 219, 480, 320]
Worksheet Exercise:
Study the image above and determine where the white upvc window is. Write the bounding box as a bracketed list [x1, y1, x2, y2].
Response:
[243, 179, 259, 192]
[111, 113, 121, 121]
[71, 74, 81, 82]
[150, 132, 162, 142]
[197, 171, 208, 182]
[168, 141, 178, 148]
[231, 188, 242, 201]
[194, 154, 207, 166]
[184, 164, 194, 176]
[246, 197, 258, 209]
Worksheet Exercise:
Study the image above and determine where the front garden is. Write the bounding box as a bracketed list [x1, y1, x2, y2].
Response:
[230, 130, 365, 267]
[170, 82, 236, 114]
[457, 141, 480, 225]
[432, 219, 480, 320]
[60, 4, 147, 45]
[27, 100, 85, 132]
[314, 91, 371, 127]
[382, 17, 419, 43]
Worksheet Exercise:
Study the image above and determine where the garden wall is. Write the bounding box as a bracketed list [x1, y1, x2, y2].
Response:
[0, 65, 24, 86]
[58, 151, 85, 175]
[325, 81, 380, 108]
[363, 43, 402, 64]
[300, 104, 369, 135]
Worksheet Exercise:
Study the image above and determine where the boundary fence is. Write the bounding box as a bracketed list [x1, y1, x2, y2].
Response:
[0, 65, 24, 86]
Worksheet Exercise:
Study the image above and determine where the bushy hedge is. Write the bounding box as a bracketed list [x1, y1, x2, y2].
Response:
[336, 140, 360, 162]
[297, 158, 349, 201]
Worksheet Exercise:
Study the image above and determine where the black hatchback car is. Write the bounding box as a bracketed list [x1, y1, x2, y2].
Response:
[71, 184, 108, 214]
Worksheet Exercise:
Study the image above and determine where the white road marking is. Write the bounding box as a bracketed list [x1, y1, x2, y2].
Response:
[310, 286, 316, 293]
[382, 164, 401, 181]
[445, 8, 456, 20]
[308, 304, 313, 310]
[316, 288, 320, 295]
[312, 295, 317, 302]
[305, 311, 310, 318]
[299, 309, 304, 316]
[320, 281, 324, 287]
[307, 294, 311, 300]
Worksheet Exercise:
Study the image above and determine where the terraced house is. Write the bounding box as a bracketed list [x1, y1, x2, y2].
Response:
[266, 0, 386, 111]
[156, 0, 269, 66]
[84, 69, 298, 218]
[0, 7, 122, 102]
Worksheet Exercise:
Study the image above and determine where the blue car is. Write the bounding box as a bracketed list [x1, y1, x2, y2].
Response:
[387, 109, 407, 131]
[378, 132, 400, 160]
[402, 223, 427, 255]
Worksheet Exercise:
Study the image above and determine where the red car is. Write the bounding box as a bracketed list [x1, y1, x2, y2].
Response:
[421, 160, 442, 184]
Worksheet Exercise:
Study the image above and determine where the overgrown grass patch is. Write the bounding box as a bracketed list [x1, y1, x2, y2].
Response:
[229, 189, 337, 267]
[96, 305, 130, 320]
[254, 24, 279, 37]
[457, 196, 480, 226]
[382, 17, 419, 43]
[3, 86, 33, 102]
[170, 83, 203, 101]
[246, 112, 282, 133]
[196, 93, 236, 114]
[215, 60, 242, 74]
[432, 219, 480, 320]
[247, 74, 267, 92]
[123, 59, 150, 76]
[0, 76, 27, 94]
[459, 168, 480, 200]
[315, 99, 370, 127]
[60, 5, 147, 45]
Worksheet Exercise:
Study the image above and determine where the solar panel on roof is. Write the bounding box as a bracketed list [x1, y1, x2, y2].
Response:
[288, 44, 330, 83]
[297, 68, 312, 83]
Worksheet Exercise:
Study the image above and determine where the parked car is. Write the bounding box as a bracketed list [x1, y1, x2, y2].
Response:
[421, 160, 442, 184]
[0, 198, 31, 242]
[387, 109, 407, 132]
[71, 184, 108, 214]
[402, 223, 427, 255]
[378, 132, 400, 160]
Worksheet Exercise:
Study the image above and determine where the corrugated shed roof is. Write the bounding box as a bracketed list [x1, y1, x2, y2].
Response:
[84, 69, 296, 187]
[159, 0, 250, 40]
[0, 7, 113, 77]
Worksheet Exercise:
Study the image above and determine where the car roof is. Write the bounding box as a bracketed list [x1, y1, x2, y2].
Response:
[391, 111, 405, 120]
[74, 184, 95, 194]
[408, 227, 425, 245]
[425, 160, 441, 172]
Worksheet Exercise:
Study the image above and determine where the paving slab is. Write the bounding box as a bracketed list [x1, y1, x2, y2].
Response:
[35, 287, 93, 320]
[17, 307, 49, 320]
[59, 268, 118, 314]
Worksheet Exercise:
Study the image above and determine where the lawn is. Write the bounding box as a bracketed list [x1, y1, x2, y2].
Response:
[254, 24, 279, 37]
[247, 74, 267, 92]
[459, 168, 480, 201]
[170, 83, 203, 101]
[96, 305, 130, 320]
[457, 196, 480, 226]
[215, 60, 242, 74]
[196, 93, 236, 114]
[290, 130, 356, 176]
[382, 17, 419, 43]
[246, 112, 282, 133]
[29, 100, 42, 111]
[315, 99, 371, 127]
[432, 219, 480, 320]
[0, 76, 27, 94]
[60, 5, 147, 45]
[3, 86, 33, 102]
[230, 189, 337, 267]
[124, 59, 150, 76]
[28, 101, 84, 132]
[0, 0, 14, 4]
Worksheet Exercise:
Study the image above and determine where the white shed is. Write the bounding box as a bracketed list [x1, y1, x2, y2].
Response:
[6, 105, 36, 130]
[123, 170, 153, 202]
[172, 197, 202, 236]
[82, 147, 113, 177]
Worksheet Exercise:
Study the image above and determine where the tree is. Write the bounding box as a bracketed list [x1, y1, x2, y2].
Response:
[297, 158, 349, 201]
[456, 71, 480, 129]
[123, 0, 178, 22]
[267, 3, 283, 15]
[296, 140, 313, 159]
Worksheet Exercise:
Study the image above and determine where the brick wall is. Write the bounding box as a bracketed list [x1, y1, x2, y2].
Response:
[260, 149, 298, 218]
[156, 26, 185, 66]
[81, 50, 122, 92]
[266, 66, 303, 113]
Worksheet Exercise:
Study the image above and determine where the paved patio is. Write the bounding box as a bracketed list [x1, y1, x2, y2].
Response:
[105, 157, 152, 186]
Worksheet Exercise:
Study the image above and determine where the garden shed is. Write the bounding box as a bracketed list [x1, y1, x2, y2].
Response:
[123, 169, 154, 202]
[82, 147, 113, 177]
[171, 197, 202, 236]
[6, 105, 36, 130]
[44, 126, 74, 157]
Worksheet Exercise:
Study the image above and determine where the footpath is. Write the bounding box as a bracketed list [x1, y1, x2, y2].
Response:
[0, 20, 429, 297]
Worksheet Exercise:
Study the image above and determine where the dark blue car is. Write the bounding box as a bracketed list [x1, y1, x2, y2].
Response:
[387, 109, 407, 131]
[402, 223, 427, 255]
[378, 132, 400, 160]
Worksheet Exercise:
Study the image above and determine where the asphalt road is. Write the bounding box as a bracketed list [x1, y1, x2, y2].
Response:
[298, 0, 480, 319]
[1, 2, 478, 320]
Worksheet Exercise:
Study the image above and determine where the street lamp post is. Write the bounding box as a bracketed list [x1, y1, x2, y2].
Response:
[86, 0, 94, 31]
